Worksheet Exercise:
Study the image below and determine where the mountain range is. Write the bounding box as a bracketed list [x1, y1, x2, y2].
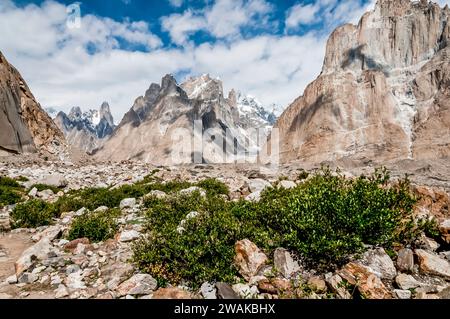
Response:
[1, 0, 449, 167]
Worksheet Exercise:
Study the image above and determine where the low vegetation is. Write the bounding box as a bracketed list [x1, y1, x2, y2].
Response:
[67, 209, 119, 242]
[0, 176, 24, 208]
[133, 168, 423, 288]
[10, 199, 55, 228]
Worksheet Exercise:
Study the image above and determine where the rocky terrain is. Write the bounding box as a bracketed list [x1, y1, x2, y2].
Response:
[0, 52, 67, 158]
[0, 158, 449, 300]
[54, 103, 116, 154]
[275, 0, 450, 164]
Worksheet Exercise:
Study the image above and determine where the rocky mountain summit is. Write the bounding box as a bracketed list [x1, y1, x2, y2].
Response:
[0, 52, 66, 158]
[54, 103, 116, 154]
[95, 74, 274, 164]
[275, 0, 450, 164]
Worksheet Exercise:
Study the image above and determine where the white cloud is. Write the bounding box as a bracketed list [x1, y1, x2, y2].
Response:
[168, 0, 184, 7]
[161, 0, 273, 44]
[286, 3, 321, 29]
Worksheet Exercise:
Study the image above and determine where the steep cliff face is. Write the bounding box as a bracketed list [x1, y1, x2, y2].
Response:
[0, 52, 66, 156]
[276, 0, 450, 164]
[54, 103, 116, 154]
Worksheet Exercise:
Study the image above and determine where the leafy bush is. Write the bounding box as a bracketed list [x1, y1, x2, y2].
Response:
[0, 176, 24, 208]
[196, 178, 229, 197]
[134, 167, 420, 287]
[10, 200, 55, 228]
[67, 209, 119, 242]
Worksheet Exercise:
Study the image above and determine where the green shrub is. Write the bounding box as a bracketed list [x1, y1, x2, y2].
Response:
[196, 178, 229, 196]
[0, 176, 24, 208]
[10, 200, 55, 228]
[134, 167, 420, 287]
[67, 209, 119, 242]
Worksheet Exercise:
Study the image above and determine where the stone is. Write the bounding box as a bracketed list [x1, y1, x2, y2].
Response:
[39, 174, 68, 188]
[247, 179, 271, 193]
[17, 272, 38, 284]
[66, 264, 81, 275]
[38, 189, 54, 200]
[6, 274, 17, 284]
[64, 238, 90, 252]
[273, 248, 301, 279]
[28, 187, 38, 197]
[179, 187, 206, 197]
[15, 238, 54, 276]
[116, 274, 157, 296]
[232, 284, 259, 299]
[94, 206, 109, 212]
[234, 239, 268, 280]
[416, 249, 450, 279]
[216, 282, 240, 299]
[245, 191, 262, 202]
[278, 180, 296, 189]
[200, 282, 217, 299]
[120, 198, 136, 209]
[145, 190, 167, 199]
[307, 276, 327, 293]
[325, 274, 352, 299]
[32, 225, 62, 242]
[116, 230, 141, 242]
[75, 207, 87, 216]
[439, 219, 450, 244]
[419, 236, 440, 252]
[338, 262, 392, 299]
[152, 287, 192, 299]
[397, 248, 414, 273]
[394, 289, 412, 299]
[66, 271, 86, 289]
[104, 263, 135, 290]
[55, 284, 69, 299]
[438, 286, 450, 299]
[360, 248, 397, 280]
[0, 293, 13, 299]
[177, 211, 200, 234]
[395, 274, 420, 290]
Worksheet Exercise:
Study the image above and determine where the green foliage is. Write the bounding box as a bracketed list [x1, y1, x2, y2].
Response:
[0, 176, 24, 208]
[10, 199, 55, 228]
[134, 167, 419, 287]
[67, 209, 119, 242]
[29, 184, 61, 194]
[196, 178, 229, 196]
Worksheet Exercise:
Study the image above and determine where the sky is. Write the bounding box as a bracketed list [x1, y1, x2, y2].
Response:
[1, 0, 449, 121]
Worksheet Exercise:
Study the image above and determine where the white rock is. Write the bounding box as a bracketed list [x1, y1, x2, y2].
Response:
[279, 180, 297, 189]
[200, 282, 217, 299]
[247, 179, 271, 193]
[245, 191, 262, 202]
[394, 289, 412, 299]
[28, 187, 38, 197]
[117, 230, 141, 242]
[145, 190, 167, 199]
[273, 248, 301, 279]
[6, 274, 17, 284]
[416, 249, 450, 279]
[15, 238, 54, 276]
[179, 187, 206, 197]
[395, 274, 421, 290]
[232, 283, 259, 299]
[94, 206, 109, 212]
[116, 274, 158, 296]
[360, 248, 397, 280]
[120, 198, 137, 209]
[39, 174, 67, 188]
[55, 284, 69, 299]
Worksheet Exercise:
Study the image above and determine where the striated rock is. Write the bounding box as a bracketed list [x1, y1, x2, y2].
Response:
[416, 249, 450, 279]
[116, 274, 157, 296]
[272, 0, 450, 165]
[360, 248, 396, 280]
[0, 51, 66, 156]
[234, 239, 268, 280]
[273, 248, 301, 279]
[397, 248, 414, 273]
[338, 262, 392, 299]
[152, 287, 191, 299]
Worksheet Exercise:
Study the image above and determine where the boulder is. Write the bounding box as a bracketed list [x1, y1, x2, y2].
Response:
[116, 274, 157, 296]
[395, 274, 421, 290]
[200, 282, 217, 299]
[439, 219, 450, 244]
[120, 198, 136, 209]
[273, 248, 301, 279]
[64, 238, 90, 252]
[39, 174, 67, 188]
[360, 248, 396, 280]
[416, 250, 450, 279]
[394, 289, 412, 299]
[307, 276, 327, 293]
[247, 179, 271, 193]
[145, 190, 168, 200]
[116, 230, 141, 242]
[234, 239, 268, 280]
[278, 180, 296, 189]
[338, 262, 392, 299]
[397, 248, 414, 273]
[232, 283, 259, 299]
[15, 238, 54, 276]
[216, 282, 240, 299]
[325, 274, 352, 299]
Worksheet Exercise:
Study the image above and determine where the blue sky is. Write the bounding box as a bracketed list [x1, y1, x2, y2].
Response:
[0, 0, 419, 120]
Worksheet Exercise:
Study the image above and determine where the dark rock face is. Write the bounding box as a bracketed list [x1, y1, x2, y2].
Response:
[0, 51, 65, 156]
